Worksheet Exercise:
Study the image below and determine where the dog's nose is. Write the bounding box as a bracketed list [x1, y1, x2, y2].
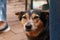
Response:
[25, 24, 32, 29]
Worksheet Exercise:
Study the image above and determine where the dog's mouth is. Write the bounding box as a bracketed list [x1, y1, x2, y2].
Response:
[26, 29, 32, 32]
[25, 28, 38, 32]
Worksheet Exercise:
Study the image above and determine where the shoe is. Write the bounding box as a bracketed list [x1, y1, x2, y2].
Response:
[0, 21, 10, 32]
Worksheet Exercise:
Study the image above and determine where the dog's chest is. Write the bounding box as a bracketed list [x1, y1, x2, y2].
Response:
[28, 36, 48, 40]
[27, 32, 49, 40]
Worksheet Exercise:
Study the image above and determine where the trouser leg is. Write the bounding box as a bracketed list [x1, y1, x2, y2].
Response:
[0, 0, 10, 32]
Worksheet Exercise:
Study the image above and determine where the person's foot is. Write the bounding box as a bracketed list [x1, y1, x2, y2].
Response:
[0, 21, 10, 32]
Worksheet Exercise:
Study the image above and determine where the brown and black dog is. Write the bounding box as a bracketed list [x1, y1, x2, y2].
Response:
[15, 9, 49, 40]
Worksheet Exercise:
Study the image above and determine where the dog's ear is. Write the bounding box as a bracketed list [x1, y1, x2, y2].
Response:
[15, 11, 25, 15]
[15, 12, 21, 15]
[41, 12, 49, 26]
[15, 11, 26, 21]
[42, 12, 49, 20]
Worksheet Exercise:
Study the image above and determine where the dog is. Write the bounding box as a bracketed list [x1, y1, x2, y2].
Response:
[15, 9, 49, 40]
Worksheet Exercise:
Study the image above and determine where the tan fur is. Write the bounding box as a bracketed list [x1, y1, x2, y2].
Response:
[21, 13, 29, 26]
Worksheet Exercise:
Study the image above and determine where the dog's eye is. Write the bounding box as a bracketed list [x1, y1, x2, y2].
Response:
[33, 16, 39, 19]
[22, 16, 26, 19]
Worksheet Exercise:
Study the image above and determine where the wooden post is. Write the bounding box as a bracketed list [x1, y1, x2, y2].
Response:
[25, 0, 27, 10]
[30, 0, 33, 9]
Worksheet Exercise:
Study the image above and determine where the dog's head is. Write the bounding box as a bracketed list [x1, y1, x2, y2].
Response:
[15, 9, 49, 37]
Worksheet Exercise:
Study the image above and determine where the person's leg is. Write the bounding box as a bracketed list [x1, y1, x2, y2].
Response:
[0, 0, 10, 32]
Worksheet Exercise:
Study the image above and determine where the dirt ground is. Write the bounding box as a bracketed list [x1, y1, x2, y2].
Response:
[0, 2, 27, 40]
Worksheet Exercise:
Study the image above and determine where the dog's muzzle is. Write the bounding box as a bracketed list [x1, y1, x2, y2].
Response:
[25, 23, 32, 31]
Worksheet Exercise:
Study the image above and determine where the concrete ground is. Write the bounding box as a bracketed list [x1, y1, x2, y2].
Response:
[0, 2, 27, 40]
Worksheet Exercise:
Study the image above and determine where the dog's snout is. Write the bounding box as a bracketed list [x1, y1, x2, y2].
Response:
[25, 24, 32, 29]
